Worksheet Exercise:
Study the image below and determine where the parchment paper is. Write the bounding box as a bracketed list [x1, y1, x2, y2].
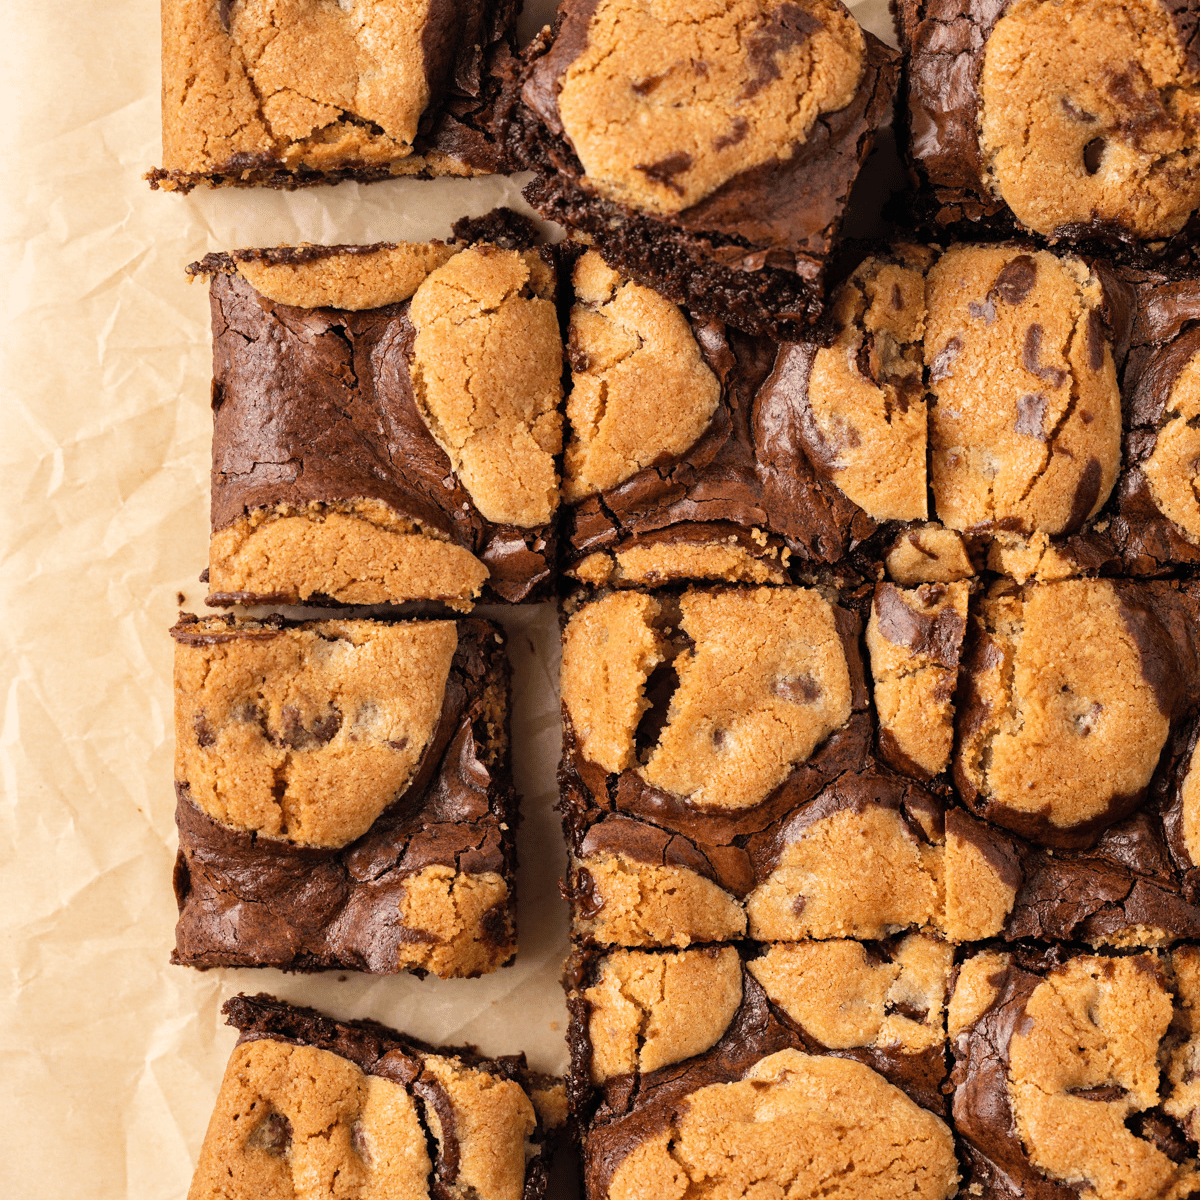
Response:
[0, 2, 895, 1195]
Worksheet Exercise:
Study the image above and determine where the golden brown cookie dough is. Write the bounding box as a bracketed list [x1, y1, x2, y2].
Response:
[750, 935, 951, 1054]
[572, 851, 747, 947]
[746, 802, 943, 940]
[584, 947, 744, 1081]
[979, 0, 1200, 239]
[885, 524, 977, 584]
[603, 1049, 959, 1200]
[161, 0, 435, 182]
[639, 588, 853, 810]
[1165, 945, 1200, 1141]
[207, 499, 489, 610]
[419, 1055, 538, 1200]
[986, 529, 1091, 584]
[867, 581, 969, 779]
[394, 865, 513, 978]
[564, 251, 720, 500]
[947, 950, 1010, 1037]
[175, 619, 457, 847]
[410, 246, 563, 528]
[234, 242, 459, 309]
[1008, 954, 1198, 1200]
[561, 592, 666, 774]
[1182, 738, 1200, 867]
[188, 1038, 431, 1200]
[956, 579, 1171, 843]
[568, 539, 790, 588]
[926, 245, 1122, 535]
[804, 248, 931, 521]
[1144, 348, 1200, 545]
[556, 0, 867, 216]
[942, 812, 1019, 941]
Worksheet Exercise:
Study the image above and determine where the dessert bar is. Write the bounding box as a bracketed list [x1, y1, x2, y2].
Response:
[150, 0, 520, 191]
[191, 214, 562, 608]
[171, 613, 518, 978]
[188, 992, 565, 1200]
[508, 0, 899, 336]
[896, 0, 1200, 245]
[950, 945, 1200, 1198]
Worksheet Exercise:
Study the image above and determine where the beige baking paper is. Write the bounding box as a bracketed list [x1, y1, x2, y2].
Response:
[0, 1, 896, 1196]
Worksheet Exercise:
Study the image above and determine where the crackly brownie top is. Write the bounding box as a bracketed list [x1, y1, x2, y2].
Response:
[561, 587, 852, 811]
[926, 245, 1122, 535]
[563, 251, 720, 500]
[173, 616, 461, 848]
[956, 580, 1175, 846]
[801, 245, 932, 522]
[978, 0, 1200, 239]
[951, 948, 1200, 1200]
[598, 1047, 959, 1200]
[163, 0, 458, 175]
[547, 0, 866, 215]
[410, 245, 563, 528]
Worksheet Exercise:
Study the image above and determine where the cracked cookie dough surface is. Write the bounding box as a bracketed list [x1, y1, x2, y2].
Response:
[600, 1048, 959, 1200]
[174, 616, 457, 847]
[583, 946, 745, 1081]
[802, 248, 931, 521]
[956, 580, 1174, 846]
[554, 0, 866, 216]
[564, 252, 721, 500]
[952, 949, 1200, 1200]
[980, 0, 1200, 239]
[410, 246, 563, 529]
[926, 245, 1122, 535]
[155, 0, 510, 188]
[190, 994, 557, 1200]
[1144, 347, 1200, 545]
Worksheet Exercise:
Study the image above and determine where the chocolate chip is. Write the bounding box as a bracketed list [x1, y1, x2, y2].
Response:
[993, 256, 1038, 306]
[1068, 1084, 1128, 1102]
[1022, 324, 1068, 388]
[775, 674, 821, 703]
[1015, 392, 1048, 439]
[193, 712, 216, 748]
[713, 116, 749, 150]
[634, 152, 692, 194]
[248, 1111, 292, 1157]
[1074, 702, 1103, 736]
[1061, 97, 1098, 123]
[217, 0, 235, 33]
[969, 297, 997, 324]
[1083, 137, 1106, 175]
[575, 868, 603, 918]
[887, 1000, 929, 1023]
[350, 1121, 373, 1165]
[742, 2, 823, 97]
[712, 729, 727, 748]
[791, 894, 807, 915]
[632, 73, 668, 95]
[929, 337, 962, 384]
[278, 704, 343, 749]
[387, 737, 409, 751]
[892, 283, 904, 311]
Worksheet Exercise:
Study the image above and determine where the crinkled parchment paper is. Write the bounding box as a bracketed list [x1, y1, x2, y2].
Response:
[0, 1, 895, 1195]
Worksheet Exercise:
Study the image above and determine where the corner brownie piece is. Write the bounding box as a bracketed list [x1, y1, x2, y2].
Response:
[577, 960, 959, 1199]
[509, 0, 898, 335]
[897, 0, 1200, 245]
[189, 993, 565, 1200]
[192, 217, 563, 608]
[171, 613, 518, 978]
[950, 946, 1200, 1199]
[150, 0, 519, 191]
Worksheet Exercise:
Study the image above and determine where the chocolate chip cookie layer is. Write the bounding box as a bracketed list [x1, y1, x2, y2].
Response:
[171, 613, 518, 978]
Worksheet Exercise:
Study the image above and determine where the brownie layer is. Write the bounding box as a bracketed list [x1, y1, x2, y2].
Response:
[151, 0, 520, 191]
[171, 613, 518, 977]
[188, 992, 564, 1200]
[509, 1, 899, 336]
[196, 217, 561, 607]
